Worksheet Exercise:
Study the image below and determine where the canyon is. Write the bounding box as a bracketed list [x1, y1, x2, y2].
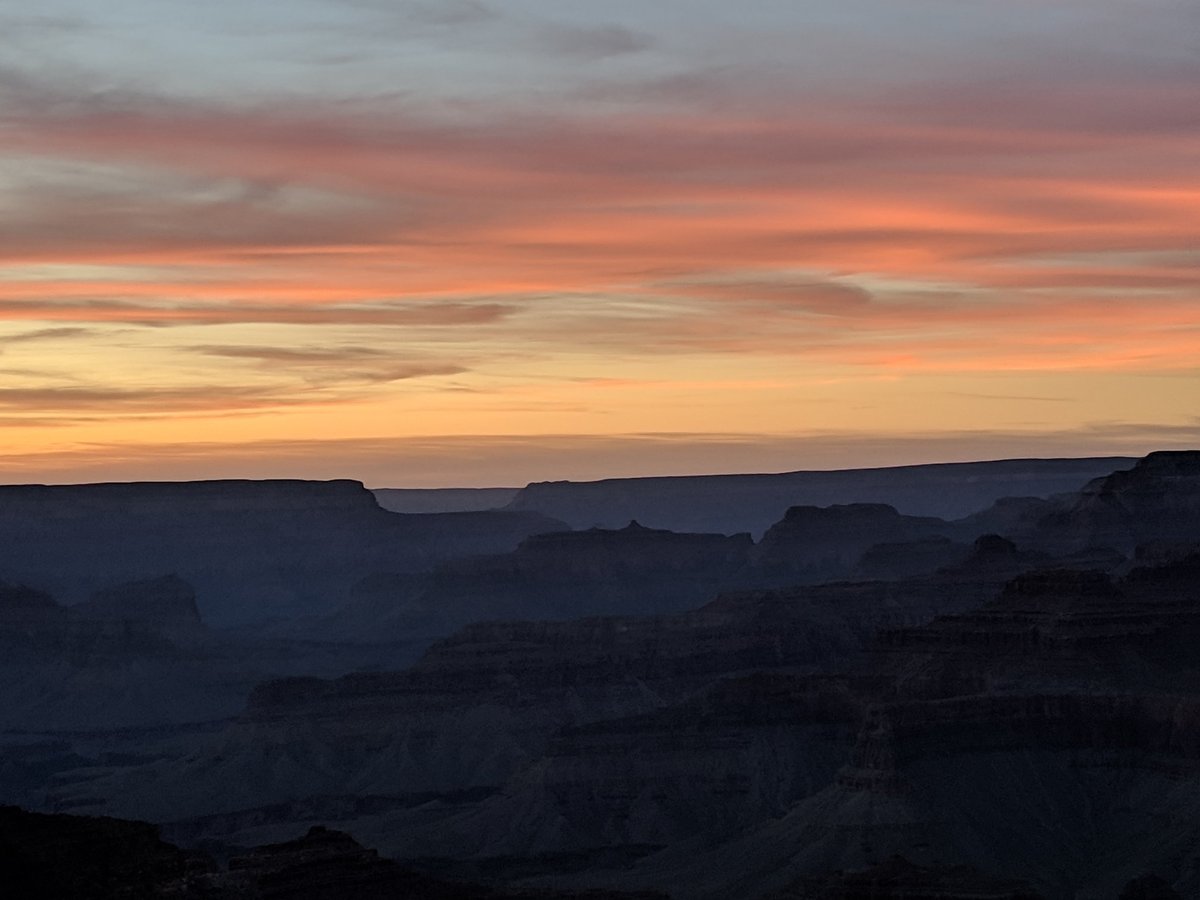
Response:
[4, 452, 1200, 898]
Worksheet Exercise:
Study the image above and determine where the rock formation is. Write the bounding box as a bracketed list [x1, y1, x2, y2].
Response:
[1021, 451, 1200, 554]
[326, 521, 755, 642]
[755, 504, 953, 582]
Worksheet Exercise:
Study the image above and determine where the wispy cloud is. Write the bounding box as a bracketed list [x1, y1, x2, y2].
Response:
[534, 22, 653, 60]
[0, 326, 95, 347]
[0, 0, 1195, 460]
[0, 298, 516, 328]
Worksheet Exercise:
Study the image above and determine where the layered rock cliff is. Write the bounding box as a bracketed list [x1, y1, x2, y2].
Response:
[600, 553, 1200, 900]
[1020, 451, 1200, 554]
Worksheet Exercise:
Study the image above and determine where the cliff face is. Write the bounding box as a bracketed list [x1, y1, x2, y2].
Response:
[1023, 451, 1200, 554]
[616, 552, 1200, 900]
[0, 479, 563, 626]
[0, 804, 193, 899]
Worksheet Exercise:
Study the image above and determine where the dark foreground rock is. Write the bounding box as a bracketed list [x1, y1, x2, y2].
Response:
[0, 807, 667, 900]
[769, 855, 1044, 899]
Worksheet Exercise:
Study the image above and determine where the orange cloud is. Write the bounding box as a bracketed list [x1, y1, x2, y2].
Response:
[0, 51, 1195, 467]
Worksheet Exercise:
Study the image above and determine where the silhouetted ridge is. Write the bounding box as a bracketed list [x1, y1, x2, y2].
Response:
[0, 479, 564, 625]
[505, 457, 1134, 535]
[0, 805, 191, 899]
[0, 478, 380, 514]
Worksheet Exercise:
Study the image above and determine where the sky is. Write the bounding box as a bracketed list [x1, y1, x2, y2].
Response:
[1, 0, 1197, 486]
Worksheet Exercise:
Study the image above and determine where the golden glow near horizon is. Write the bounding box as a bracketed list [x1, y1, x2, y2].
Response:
[1, 1, 1197, 485]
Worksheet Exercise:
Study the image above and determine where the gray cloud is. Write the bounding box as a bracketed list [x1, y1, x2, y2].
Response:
[0, 299, 516, 328]
[189, 344, 468, 385]
[0, 384, 299, 414]
[334, 0, 497, 28]
[0, 326, 95, 347]
[191, 344, 395, 363]
[535, 23, 654, 60]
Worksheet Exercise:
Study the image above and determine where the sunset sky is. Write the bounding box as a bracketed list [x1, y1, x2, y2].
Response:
[1, 0, 1197, 486]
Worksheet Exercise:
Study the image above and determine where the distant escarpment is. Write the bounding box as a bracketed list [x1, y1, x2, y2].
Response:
[326, 499, 1100, 646]
[0, 479, 563, 626]
[505, 457, 1133, 536]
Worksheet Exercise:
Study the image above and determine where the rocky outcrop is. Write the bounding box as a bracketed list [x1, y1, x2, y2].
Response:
[1022, 451, 1200, 554]
[772, 855, 1044, 899]
[505, 458, 1133, 536]
[0, 807, 667, 899]
[0, 804, 195, 899]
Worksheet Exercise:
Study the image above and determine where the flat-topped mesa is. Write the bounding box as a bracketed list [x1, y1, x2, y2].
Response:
[0, 478, 381, 518]
[756, 503, 952, 580]
[1077, 450, 1200, 508]
[1121, 449, 1200, 478]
